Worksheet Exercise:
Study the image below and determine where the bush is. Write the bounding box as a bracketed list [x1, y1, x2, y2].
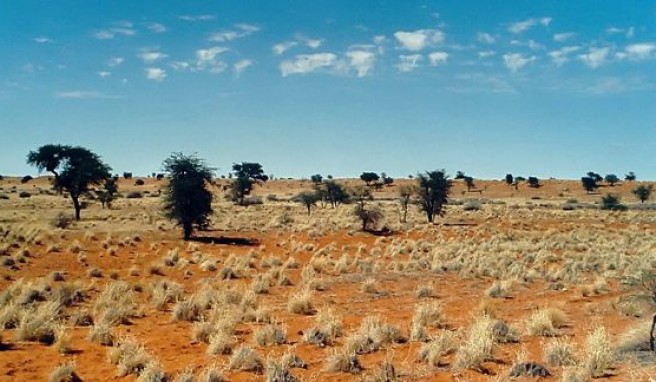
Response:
[601, 194, 627, 211]
[21, 175, 33, 184]
[156, 173, 165, 180]
[52, 213, 73, 229]
[18, 191, 31, 198]
[134, 179, 145, 186]
[126, 191, 143, 199]
[463, 200, 481, 211]
[123, 172, 132, 179]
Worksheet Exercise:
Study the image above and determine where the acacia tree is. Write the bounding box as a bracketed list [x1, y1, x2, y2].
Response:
[294, 191, 320, 215]
[397, 184, 415, 223]
[464, 176, 475, 191]
[605, 174, 619, 186]
[416, 170, 452, 223]
[581, 176, 598, 194]
[360, 172, 380, 186]
[230, 162, 268, 205]
[322, 180, 349, 208]
[633, 185, 653, 203]
[162, 153, 214, 240]
[27, 144, 112, 220]
[352, 186, 382, 231]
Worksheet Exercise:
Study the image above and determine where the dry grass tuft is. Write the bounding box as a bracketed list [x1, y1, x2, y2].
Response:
[324, 348, 362, 374]
[419, 330, 458, 367]
[287, 289, 314, 315]
[254, 324, 287, 347]
[228, 345, 264, 373]
[583, 326, 614, 378]
[48, 361, 82, 382]
[544, 338, 577, 366]
[454, 315, 496, 371]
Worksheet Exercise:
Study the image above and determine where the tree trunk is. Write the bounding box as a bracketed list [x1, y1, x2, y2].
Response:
[71, 195, 81, 220]
[307, 205, 311, 216]
[183, 222, 192, 240]
[650, 313, 656, 351]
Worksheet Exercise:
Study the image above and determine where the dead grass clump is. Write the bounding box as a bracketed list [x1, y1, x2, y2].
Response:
[265, 358, 298, 382]
[70, 309, 93, 326]
[368, 360, 398, 382]
[324, 349, 362, 374]
[149, 279, 183, 310]
[54, 324, 73, 354]
[207, 330, 236, 355]
[137, 361, 167, 382]
[89, 321, 115, 346]
[345, 315, 406, 354]
[228, 345, 264, 373]
[15, 302, 60, 344]
[361, 278, 379, 294]
[94, 281, 139, 325]
[492, 319, 520, 343]
[198, 365, 228, 382]
[486, 279, 513, 298]
[544, 338, 577, 366]
[254, 324, 287, 346]
[525, 308, 567, 337]
[109, 337, 153, 377]
[454, 315, 496, 371]
[48, 361, 82, 382]
[87, 267, 102, 278]
[583, 326, 614, 377]
[419, 330, 458, 367]
[415, 282, 435, 298]
[287, 289, 314, 315]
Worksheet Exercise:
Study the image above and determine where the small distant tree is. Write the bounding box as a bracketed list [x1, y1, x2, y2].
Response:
[123, 172, 132, 179]
[515, 176, 526, 182]
[604, 174, 619, 187]
[230, 162, 268, 205]
[601, 194, 627, 211]
[27, 144, 112, 220]
[416, 170, 452, 223]
[464, 176, 475, 191]
[633, 185, 653, 203]
[21, 175, 33, 184]
[294, 191, 320, 215]
[625, 172, 637, 181]
[454, 171, 466, 180]
[381, 172, 394, 186]
[398, 184, 415, 223]
[98, 177, 118, 208]
[352, 186, 382, 231]
[587, 172, 603, 183]
[581, 177, 598, 194]
[162, 153, 214, 240]
[310, 174, 323, 185]
[360, 172, 380, 186]
[322, 180, 349, 208]
[527, 176, 540, 188]
[505, 174, 514, 186]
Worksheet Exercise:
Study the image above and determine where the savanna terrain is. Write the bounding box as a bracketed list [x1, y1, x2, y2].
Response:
[0, 176, 655, 381]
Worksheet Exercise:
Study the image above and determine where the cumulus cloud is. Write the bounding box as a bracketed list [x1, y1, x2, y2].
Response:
[195, 47, 229, 73]
[346, 50, 375, 77]
[138, 50, 168, 63]
[98, 71, 111, 78]
[179, 14, 215, 21]
[145, 67, 166, 81]
[508, 17, 552, 34]
[234, 59, 253, 76]
[272, 41, 298, 55]
[396, 54, 423, 72]
[147, 23, 166, 33]
[553, 32, 575, 42]
[428, 51, 449, 66]
[578, 47, 611, 68]
[622, 43, 656, 60]
[477, 33, 495, 44]
[394, 29, 444, 51]
[33, 37, 52, 43]
[209, 24, 260, 42]
[548, 46, 580, 66]
[502, 53, 535, 72]
[295, 35, 322, 49]
[107, 57, 124, 67]
[279, 53, 339, 76]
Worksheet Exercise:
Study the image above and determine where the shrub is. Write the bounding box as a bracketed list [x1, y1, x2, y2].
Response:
[21, 175, 33, 184]
[324, 349, 362, 374]
[419, 331, 457, 366]
[583, 327, 614, 377]
[123, 172, 132, 179]
[228, 345, 264, 372]
[18, 191, 31, 198]
[544, 338, 577, 366]
[51, 213, 73, 229]
[287, 289, 314, 315]
[126, 191, 143, 199]
[633, 185, 653, 203]
[601, 194, 627, 211]
[48, 362, 82, 382]
[416, 170, 452, 223]
[527, 176, 540, 188]
[134, 179, 145, 186]
[454, 315, 496, 371]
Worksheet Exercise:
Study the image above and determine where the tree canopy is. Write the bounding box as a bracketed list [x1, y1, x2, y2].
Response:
[27, 144, 111, 220]
[416, 170, 452, 223]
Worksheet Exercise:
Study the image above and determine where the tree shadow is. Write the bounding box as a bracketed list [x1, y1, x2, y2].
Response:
[189, 236, 260, 246]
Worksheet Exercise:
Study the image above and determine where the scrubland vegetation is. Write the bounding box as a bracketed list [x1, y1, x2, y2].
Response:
[0, 150, 655, 381]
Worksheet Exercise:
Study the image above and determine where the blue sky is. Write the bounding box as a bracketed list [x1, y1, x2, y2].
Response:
[1, 1, 655, 179]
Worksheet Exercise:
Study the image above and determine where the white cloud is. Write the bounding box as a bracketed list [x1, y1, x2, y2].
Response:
[502, 53, 535, 72]
[279, 53, 339, 76]
[272, 41, 298, 55]
[234, 59, 253, 76]
[478, 50, 496, 58]
[346, 50, 375, 77]
[394, 29, 444, 51]
[373, 35, 386, 45]
[209, 24, 260, 42]
[508, 17, 551, 34]
[98, 71, 111, 78]
[578, 47, 610, 68]
[396, 54, 423, 72]
[305, 39, 322, 49]
[553, 32, 575, 42]
[428, 51, 449, 66]
[607, 26, 635, 38]
[195, 47, 229, 73]
[548, 46, 580, 66]
[108, 57, 124, 67]
[179, 14, 215, 21]
[170, 62, 191, 71]
[138, 50, 168, 63]
[147, 23, 166, 33]
[477, 33, 495, 44]
[622, 43, 656, 60]
[145, 67, 166, 81]
[93, 24, 136, 40]
[33, 37, 52, 43]
[55, 91, 121, 99]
